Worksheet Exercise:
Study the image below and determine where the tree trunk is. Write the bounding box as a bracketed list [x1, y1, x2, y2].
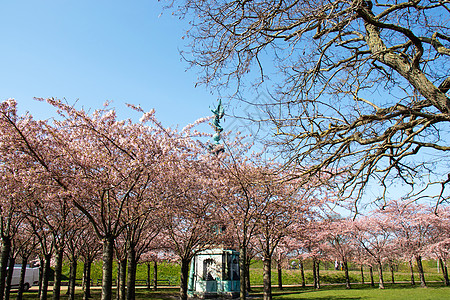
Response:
[5, 255, 15, 300]
[362, 7, 450, 114]
[415, 255, 427, 288]
[409, 259, 415, 285]
[0, 236, 12, 300]
[390, 263, 395, 284]
[315, 260, 320, 289]
[245, 255, 252, 292]
[369, 266, 374, 287]
[146, 262, 150, 289]
[179, 258, 190, 300]
[343, 260, 351, 289]
[263, 257, 272, 300]
[40, 253, 52, 300]
[117, 258, 126, 300]
[53, 247, 65, 300]
[300, 260, 305, 287]
[126, 245, 137, 300]
[17, 256, 28, 300]
[101, 236, 115, 300]
[68, 256, 77, 300]
[277, 259, 282, 290]
[67, 262, 73, 296]
[239, 247, 246, 300]
[439, 258, 450, 286]
[360, 265, 365, 284]
[445, 264, 450, 286]
[38, 256, 44, 299]
[83, 258, 92, 300]
[312, 259, 317, 289]
[377, 261, 385, 289]
[153, 261, 158, 291]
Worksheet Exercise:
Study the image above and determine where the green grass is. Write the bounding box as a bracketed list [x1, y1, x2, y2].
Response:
[17, 284, 450, 300]
[265, 283, 450, 300]
[19, 288, 178, 300]
[44, 259, 448, 299]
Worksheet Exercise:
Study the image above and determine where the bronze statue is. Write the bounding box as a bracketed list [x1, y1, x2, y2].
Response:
[209, 99, 225, 154]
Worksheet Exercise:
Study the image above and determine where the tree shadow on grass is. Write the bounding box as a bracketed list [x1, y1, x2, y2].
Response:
[249, 292, 361, 300]
[134, 289, 180, 299]
[276, 297, 361, 300]
[252, 282, 449, 300]
[249, 288, 361, 300]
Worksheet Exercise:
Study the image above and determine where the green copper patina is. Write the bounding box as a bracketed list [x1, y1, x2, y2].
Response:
[209, 99, 225, 154]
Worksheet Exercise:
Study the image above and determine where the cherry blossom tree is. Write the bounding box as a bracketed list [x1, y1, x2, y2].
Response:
[0, 166, 26, 299]
[47, 102, 167, 300]
[253, 172, 319, 300]
[64, 216, 91, 300]
[427, 206, 450, 286]
[301, 221, 327, 290]
[213, 152, 265, 300]
[0, 99, 174, 300]
[272, 244, 290, 290]
[13, 223, 39, 300]
[31, 192, 76, 300]
[0, 98, 228, 300]
[353, 214, 395, 289]
[13, 172, 78, 300]
[77, 226, 102, 300]
[281, 236, 307, 287]
[123, 174, 164, 300]
[351, 242, 369, 285]
[0, 99, 72, 300]
[25, 214, 54, 300]
[160, 153, 224, 300]
[381, 200, 436, 288]
[0, 101, 38, 299]
[212, 136, 327, 300]
[140, 248, 172, 291]
[320, 218, 356, 289]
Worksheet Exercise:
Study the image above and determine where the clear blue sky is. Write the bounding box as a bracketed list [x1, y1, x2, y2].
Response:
[0, 0, 216, 128]
[2, 1, 446, 211]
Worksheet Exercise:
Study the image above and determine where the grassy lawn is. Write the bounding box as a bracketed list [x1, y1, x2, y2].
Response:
[24, 259, 447, 299]
[19, 288, 178, 299]
[16, 283, 450, 300]
[261, 283, 450, 299]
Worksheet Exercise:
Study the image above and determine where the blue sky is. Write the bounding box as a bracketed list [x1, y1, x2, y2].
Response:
[0, 1, 216, 128]
[1, 1, 447, 211]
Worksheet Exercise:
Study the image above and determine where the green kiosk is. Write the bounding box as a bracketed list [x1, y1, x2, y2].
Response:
[188, 102, 239, 297]
[187, 249, 240, 299]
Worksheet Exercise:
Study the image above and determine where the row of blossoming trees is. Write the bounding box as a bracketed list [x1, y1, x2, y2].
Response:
[281, 200, 450, 292]
[0, 99, 449, 300]
[0, 98, 321, 300]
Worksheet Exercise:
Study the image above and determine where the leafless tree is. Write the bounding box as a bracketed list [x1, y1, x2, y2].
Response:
[176, 0, 450, 209]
